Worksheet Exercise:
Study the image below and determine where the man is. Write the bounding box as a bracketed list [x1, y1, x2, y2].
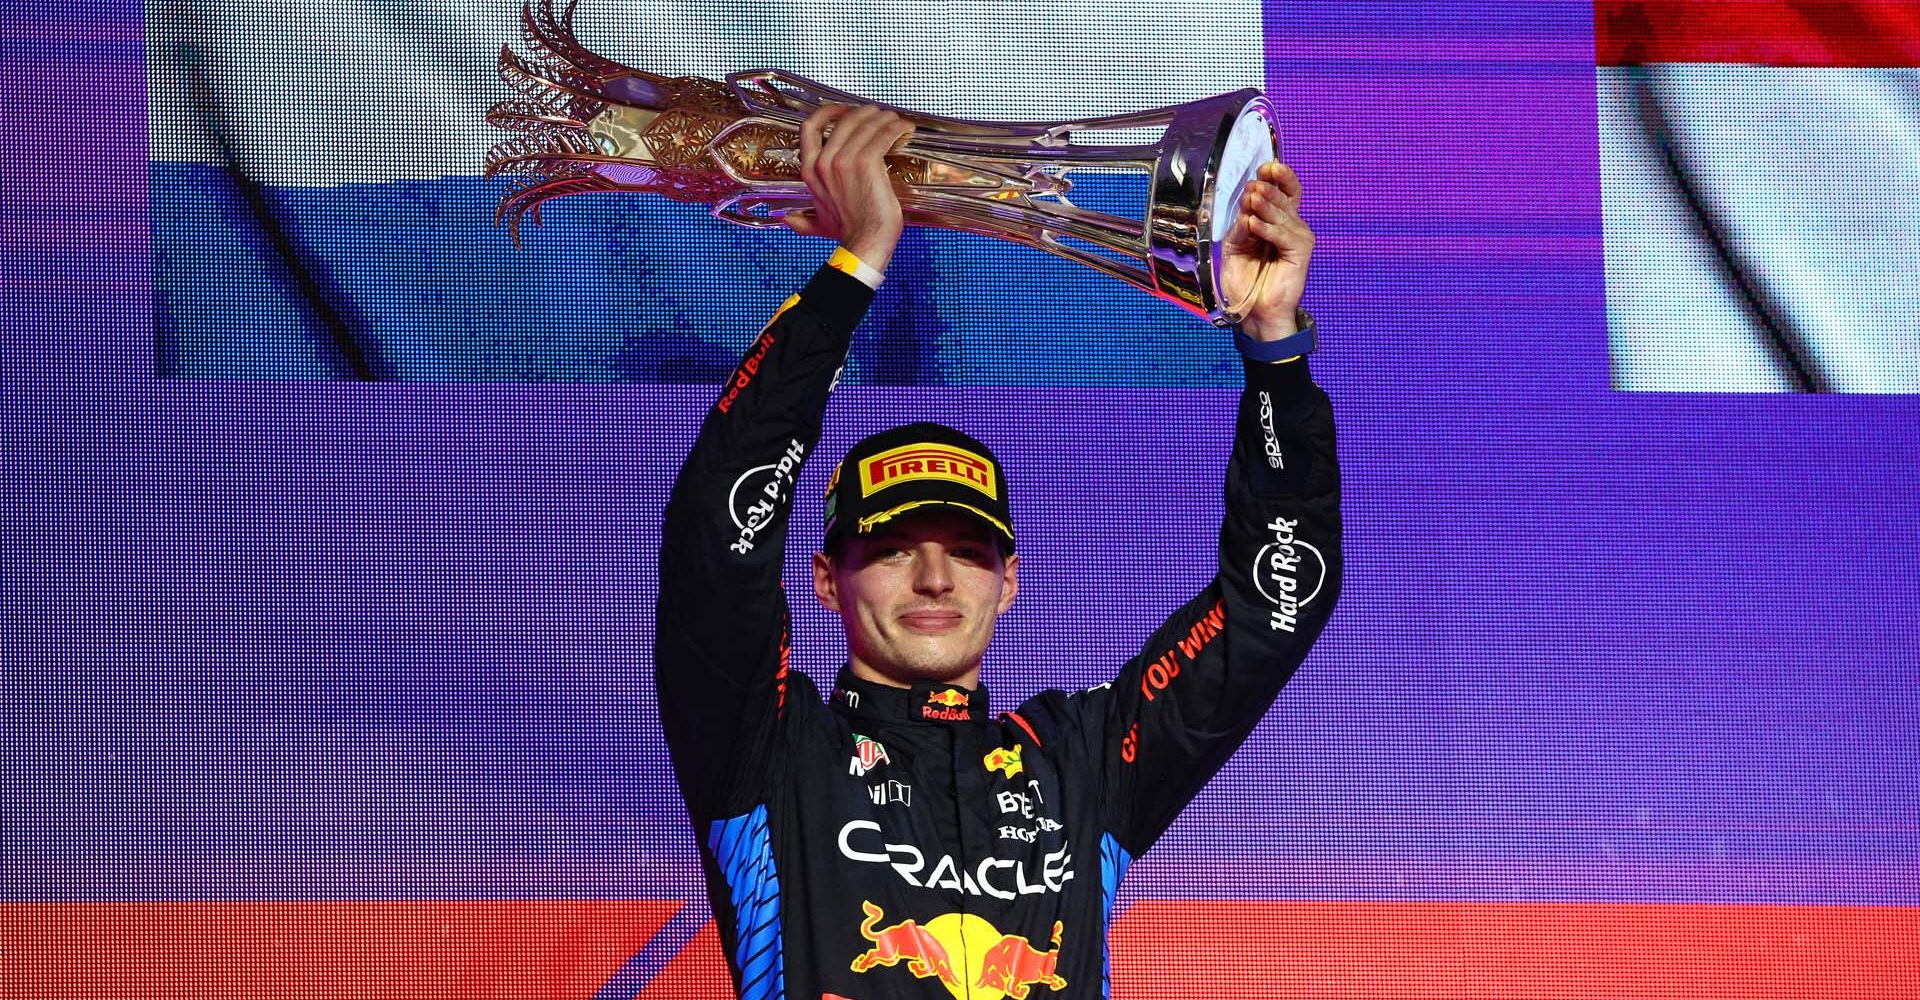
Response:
[655, 103, 1340, 1000]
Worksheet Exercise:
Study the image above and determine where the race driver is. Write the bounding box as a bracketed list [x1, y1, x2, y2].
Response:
[655, 103, 1340, 1000]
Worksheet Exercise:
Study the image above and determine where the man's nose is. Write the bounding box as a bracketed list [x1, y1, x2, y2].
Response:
[912, 547, 954, 595]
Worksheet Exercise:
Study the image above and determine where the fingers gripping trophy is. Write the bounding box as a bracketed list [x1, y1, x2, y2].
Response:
[486, 0, 1314, 337]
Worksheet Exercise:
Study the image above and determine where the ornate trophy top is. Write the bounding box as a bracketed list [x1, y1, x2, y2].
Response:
[486, 0, 1279, 325]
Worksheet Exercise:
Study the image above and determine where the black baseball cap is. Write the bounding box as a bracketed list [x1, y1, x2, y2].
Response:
[822, 422, 1014, 553]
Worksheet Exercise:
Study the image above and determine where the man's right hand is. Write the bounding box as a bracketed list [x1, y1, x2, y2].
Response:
[785, 104, 915, 273]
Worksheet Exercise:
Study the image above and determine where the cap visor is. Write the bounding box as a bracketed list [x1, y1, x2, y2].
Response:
[856, 500, 1014, 548]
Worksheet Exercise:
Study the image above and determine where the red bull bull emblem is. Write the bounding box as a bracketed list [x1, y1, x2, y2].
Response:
[849, 734, 890, 777]
[983, 744, 1024, 779]
[977, 921, 1067, 1000]
[922, 688, 971, 721]
[850, 901, 1066, 1000]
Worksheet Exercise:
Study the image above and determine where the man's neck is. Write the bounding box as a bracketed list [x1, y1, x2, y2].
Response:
[846, 657, 980, 691]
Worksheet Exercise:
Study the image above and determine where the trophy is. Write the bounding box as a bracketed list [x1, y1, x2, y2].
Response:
[486, 0, 1280, 326]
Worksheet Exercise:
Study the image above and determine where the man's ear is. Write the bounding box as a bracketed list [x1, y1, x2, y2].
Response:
[812, 551, 841, 612]
[996, 552, 1020, 616]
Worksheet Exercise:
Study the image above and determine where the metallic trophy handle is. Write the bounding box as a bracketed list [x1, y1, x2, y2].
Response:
[486, 0, 1279, 326]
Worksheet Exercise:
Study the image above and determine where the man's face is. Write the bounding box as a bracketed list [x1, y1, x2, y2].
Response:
[812, 508, 1019, 688]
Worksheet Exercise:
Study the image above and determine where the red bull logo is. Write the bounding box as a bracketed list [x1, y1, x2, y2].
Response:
[922, 689, 972, 722]
[976, 921, 1067, 999]
[917, 690, 967, 721]
[715, 328, 778, 415]
[849, 901, 1066, 1000]
[849, 900, 961, 990]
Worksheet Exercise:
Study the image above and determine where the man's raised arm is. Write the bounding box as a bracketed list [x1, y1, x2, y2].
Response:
[1092, 344, 1341, 856]
[1006, 161, 1341, 858]
[1103, 160, 1339, 854]
[653, 105, 914, 823]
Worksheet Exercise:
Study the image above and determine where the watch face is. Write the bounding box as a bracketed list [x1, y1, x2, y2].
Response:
[1210, 104, 1277, 294]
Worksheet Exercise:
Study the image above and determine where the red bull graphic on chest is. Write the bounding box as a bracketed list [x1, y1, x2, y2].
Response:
[850, 900, 1066, 1000]
[858, 443, 998, 499]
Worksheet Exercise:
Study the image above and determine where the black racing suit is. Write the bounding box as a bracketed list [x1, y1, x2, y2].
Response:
[655, 262, 1341, 1000]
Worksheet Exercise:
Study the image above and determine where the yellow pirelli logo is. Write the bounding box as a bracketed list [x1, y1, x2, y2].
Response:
[859, 443, 997, 499]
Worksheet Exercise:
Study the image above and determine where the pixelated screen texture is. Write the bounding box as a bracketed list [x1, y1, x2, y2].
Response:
[5, 0, 1916, 996]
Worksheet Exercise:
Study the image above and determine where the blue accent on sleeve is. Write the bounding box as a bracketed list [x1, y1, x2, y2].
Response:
[1099, 832, 1135, 999]
[1232, 314, 1318, 362]
[708, 806, 785, 1000]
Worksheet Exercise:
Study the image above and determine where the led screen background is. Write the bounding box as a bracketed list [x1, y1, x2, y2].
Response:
[3, 0, 1918, 997]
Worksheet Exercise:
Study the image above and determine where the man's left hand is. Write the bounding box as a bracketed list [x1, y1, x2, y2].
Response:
[1218, 160, 1314, 339]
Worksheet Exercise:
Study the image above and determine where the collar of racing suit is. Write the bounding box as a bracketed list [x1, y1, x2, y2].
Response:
[830, 665, 990, 726]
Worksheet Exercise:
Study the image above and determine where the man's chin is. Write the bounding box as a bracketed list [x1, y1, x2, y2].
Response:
[894, 660, 976, 686]
[870, 643, 981, 686]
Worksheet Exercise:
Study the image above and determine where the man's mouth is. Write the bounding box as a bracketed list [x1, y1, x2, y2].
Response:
[898, 609, 963, 633]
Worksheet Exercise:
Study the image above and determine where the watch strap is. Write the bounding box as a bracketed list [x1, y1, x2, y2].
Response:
[1233, 308, 1318, 362]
